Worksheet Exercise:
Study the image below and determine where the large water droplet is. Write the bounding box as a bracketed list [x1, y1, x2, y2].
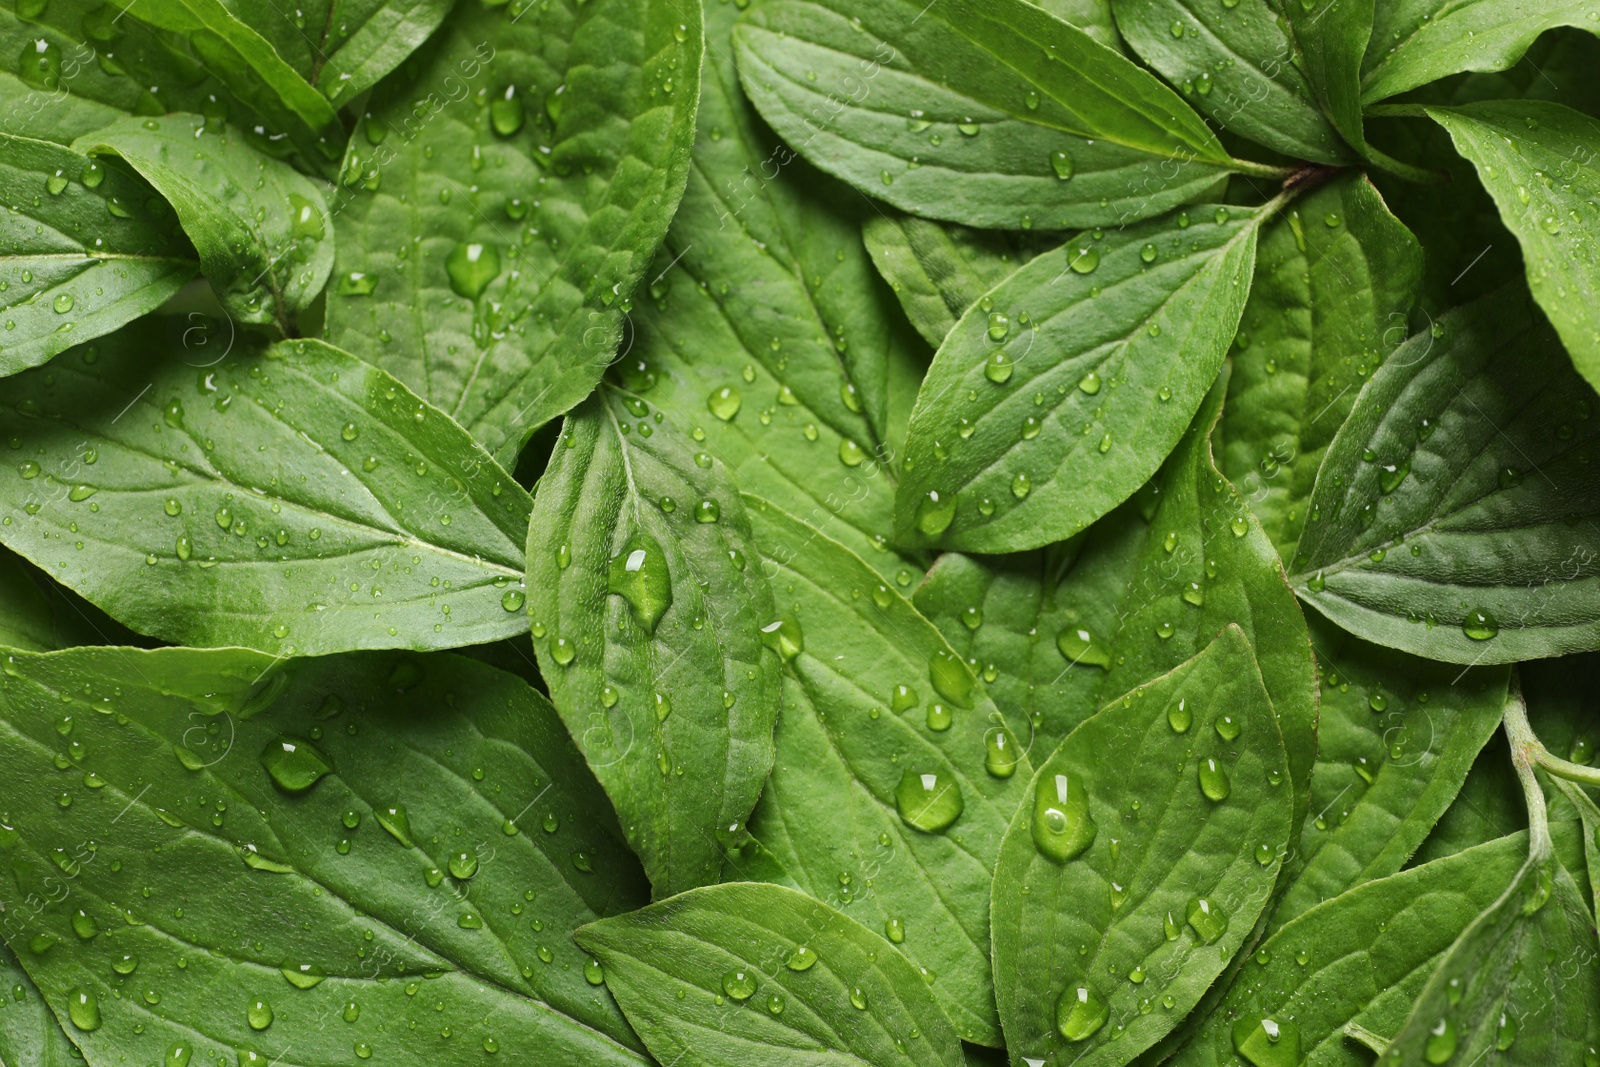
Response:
[1462, 610, 1498, 641]
[707, 385, 742, 421]
[1056, 985, 1107, 1042]
[760, 616, 804, 665]
[67, 988, 100, 1031]
[607, 533, 672, 632]
[247, 998, 273, 1030]
[375, 804, 413, 847]
[1186, 896, 1228, 943]
[1050, 150, 1074, 180]
[1198, 758, 1231, 801]
[721, 969, 757, 1001]
[894, 769, 963, 832]
[1425, 1017, 1458, 1063]
[1033, 772, 1096, 862]
[445, 242, 502, 300]
[490, 85, 525, 136]
[259, 736, 331, 794]
[915, 490, 957, 537]
[1056, 627, 1111, 669]
[984, 729, 1018, 778]
[928, 649, 973, 708]
[1231, 1016, 1301, 1067]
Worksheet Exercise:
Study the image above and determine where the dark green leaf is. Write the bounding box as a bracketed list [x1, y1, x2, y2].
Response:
[914, 378, 1318, 828]
[1553, 779, 1600, 920]
[732, 0, 1259, 232]
[325, 0, 702, 465]
[0, 645, 652, 1065]
[0, 324, 532, 656]
[212, 0, 455, 104]
[620, 0, 929, 582]
[862, 213, 1058, 348]
[1220, 173, 1422, 563]
[0, 938, 79, 1067]
[576, 882, 965, 1067]
[992, 626, 1293, 1066]
[1282, 0, 1372, 153]
[526, 386, 779, 898]
[1167, 830, 1550, 1067]
[1278, 616, 1507, 926]
[737, 496, 1031, 1046]
[1426, 100, 1600, 395]
[1112, 0, 1348, 163]
[0, 547, 134, 653]
[1363, 0, 1600, 105]
[1379, 851, 1600, 1066]
[75, 114, 332, 334]
[0, 132, 196, 376]
[1289, 286, 1600, 664]
[895, 204, 1266, 553]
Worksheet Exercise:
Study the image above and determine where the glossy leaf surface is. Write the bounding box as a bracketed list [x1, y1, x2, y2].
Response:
[527, 385, 778, 898]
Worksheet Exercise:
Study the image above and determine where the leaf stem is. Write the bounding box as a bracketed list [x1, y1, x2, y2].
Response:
[1230, 158, 1300, 181]
[1500, 672, 1554, 862]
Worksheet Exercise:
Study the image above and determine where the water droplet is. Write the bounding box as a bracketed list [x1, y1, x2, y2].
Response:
[1069, 244, 1099, 274]
[849, 986, 870, 1010]
[1167, 698, 1192, 733]
[1186, 896, 1228, 942]
[501, 588, 525, 612]
[925, 703, 952, 732]
[694, 498, 721, 523]
[584, 958, 605, 986]
[1056, 985, 1108, 1041]
[1425, 1018, 1458, 1064]
[1198, 758, 1231, 801]
[707, 386, 742, 421]
[914, 490, 957, 537]
[281, 964, 324, 989]
[1057, 627, 1112, 669]
[113, 953, 138, 975]
[722, 969, 757, 1001]
[71, 908, 97, 939]
[1050, 150, 1074, 180]
[448, 850, 479, 880]
[1232, 1016, 1301, 1067]
[1462, 610, 1498, 641]
[67, 987, 99, 1031]
[375, 804, 413, 847]
[1255, 843, 1274, 866]
[885, 916, 906, 943]
[786, 945, 817, 971]
[987, 311, 1011, 342]
[607, 533, 672, 632]
[445, 242, 502, 300]
[259, 736, 331, 794]
[760, 616, 804, 665]
[985, 730, 1018, 778]
[894, 769, 963, 832]
[1033, 772, 1096, 862]
[490, 85, 525, 136]
[1495, 1011, 1516, 1051]
[928, 648, 973, 708]
[340, 421, 359, 442]
[247, 998, 273, 1030]
[53, 293, 74, 314]
[1214, 715, 1240, 740]
[984, 352, 1014, 383]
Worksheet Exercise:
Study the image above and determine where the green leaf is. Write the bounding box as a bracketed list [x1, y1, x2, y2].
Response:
[0, 324, 532, 657]
[1166, 829, 1550, 1067]
[1553, 779, 1600, 920]
[0, 132, 196, 377]
[862, 212, 1058, 348]
[325, 0, 702, 466]
[1289, 286, 1600, 664]
[0, 5, 133, 143]
[618, 0, 929, 582]
[1378, 851, 1600, 1066]
[914, 377, 1318, 826]
[0, 938, 79, 1067]
[1277, 616, 1507, 927]
[1220, 173, 1422, 563]
[0, 547, 134, 653]
[103, 0, 340, 145]
[212, 0, 455, 104]
[737, 496, 1032, 1046]
[1425, 100, 1600, 395]
[1035, 0, 1121, 50]
[732, 0, 1252, 232]
[75, 114, 332, 334]
[0, 645, 652, 1064]
[526, 386, 779, 898]
[1363, 0, 1600, 106]
[895, 203, 1265, 553]
[991, 626, 1293, 1066]
[575, 882, 965, 1067]
[1111, 0, 1348, 163]
[1281, 0, 1372, 153]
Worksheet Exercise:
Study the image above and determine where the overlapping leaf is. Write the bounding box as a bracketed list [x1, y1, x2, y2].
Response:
[895, 204, 1266, 552]
[1281, 0, 1372, 155]
[0, 645, 652, 1065]
[527, 385, 779, 898]
[326, 0, 702, 465]
[738, 497, 1031, 1046]
[1112, 0, 1347, 163]
[732, 0, 1259, 232]
[576, 882, 965, 1067]
[76, 114, 332, 333]
[1426, 100, 1600, 395]
[0, 132, 196, 376]
[862, 213, 1057, 348]
[0, 323, 532, 656]
[1220, 173, 1422, 564]
[619, 0, 929, 583]
[915, 380, 1318, 826]
[992, 627, 1292, 1066]
[1290, 286, 1600, 664]
[1364, 0, 1600, 105]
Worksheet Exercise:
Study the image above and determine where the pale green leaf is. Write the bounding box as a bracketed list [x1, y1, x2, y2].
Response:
[0, 132, 196, 376]
[325, 0, 702, 465]
[0, 645, 651, 1065]
[1219, 173, 1422, 563]
[1289, 286, 1600, 664]
[576, 882, 965, 1067]
[733, 0, 1249, 232]
[992, 627, 1293, 1066]
[895, 204, 1265, 553]
[738, 496, 1032, 1046]
[0, 324, 532, 657]
[75, 114, 332, 334]
[1426, 100, 1600, 395]
[526, 385, 779, 898]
